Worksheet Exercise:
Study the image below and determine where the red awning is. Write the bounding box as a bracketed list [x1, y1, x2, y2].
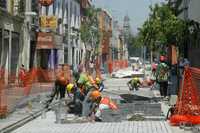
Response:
[36, 32, 55, 49]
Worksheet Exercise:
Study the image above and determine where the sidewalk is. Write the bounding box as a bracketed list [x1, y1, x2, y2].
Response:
[0, 83, 54, 131]
[0, 92, 50, 131]
[6, 82, 54, 113]
[13, 111, 174, 133]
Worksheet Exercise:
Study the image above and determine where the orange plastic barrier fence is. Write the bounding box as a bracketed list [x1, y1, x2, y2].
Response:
[0, 79, 7, 117]
[0, 66, 72, 117]
[107, 60, 128, 74]
[170, 67, 200, 125]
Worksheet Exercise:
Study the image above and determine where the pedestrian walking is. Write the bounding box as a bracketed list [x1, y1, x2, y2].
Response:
[18, 64, 26, 86]
[156, 56, 169, 98]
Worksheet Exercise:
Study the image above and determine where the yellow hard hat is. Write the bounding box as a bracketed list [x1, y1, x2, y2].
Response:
[66, 83, 74, 93]
[133, 77, 139, 81]
[95, 77, 100, 84]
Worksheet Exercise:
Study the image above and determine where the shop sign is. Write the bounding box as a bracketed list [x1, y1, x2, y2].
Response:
[40, 16, 57, 29]
[36, 32, 55, 49]
[39, 0, 54, 6]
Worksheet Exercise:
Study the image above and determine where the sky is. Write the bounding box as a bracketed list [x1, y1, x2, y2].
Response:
[93, 0, 165, 34]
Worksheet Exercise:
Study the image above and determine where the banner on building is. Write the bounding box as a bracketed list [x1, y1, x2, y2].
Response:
[39, 0, 54, 6]
[36, 32, 55, 49]
[40, 16, 57, 29]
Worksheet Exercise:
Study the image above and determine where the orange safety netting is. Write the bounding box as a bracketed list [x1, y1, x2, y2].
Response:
[0, 66, 72, 117]
[107, 60, 128, 74]
[0, 78, 7, 117]
[170, 67, 200, 125]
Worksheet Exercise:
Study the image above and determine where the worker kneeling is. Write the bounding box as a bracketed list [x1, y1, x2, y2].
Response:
[90, 90, 118, 122]
[66, 83, 84, 116]
[127, 77, 141, 91]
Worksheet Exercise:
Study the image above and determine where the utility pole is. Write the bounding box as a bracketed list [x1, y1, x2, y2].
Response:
[149, 0, 153, 63]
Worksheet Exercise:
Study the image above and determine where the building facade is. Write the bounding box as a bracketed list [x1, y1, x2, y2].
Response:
[112, 20, 125, 60]
[178, 0, 200, 67]
[0, 0, 24, 82]
[35, 0, 82, 69]
[98, 9, 112, 71]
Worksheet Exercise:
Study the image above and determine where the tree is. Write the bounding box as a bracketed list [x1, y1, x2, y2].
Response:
[136, 4, 187, 53]
[80, 7, 100, 50]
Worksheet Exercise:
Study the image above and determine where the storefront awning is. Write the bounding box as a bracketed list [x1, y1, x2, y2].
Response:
[36, 32, 55, 49]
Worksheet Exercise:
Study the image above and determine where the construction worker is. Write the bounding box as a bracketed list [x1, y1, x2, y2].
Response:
[66, 83, 84, 115]
[95, 77, 105, 92]
[127, 76, 141, 91]
[156, 55, 169, 98]
[77, 73, 96, 116]
[89, 90, 118, 121]
[45, 71, 68, 108]
[77, 73, 93, 95]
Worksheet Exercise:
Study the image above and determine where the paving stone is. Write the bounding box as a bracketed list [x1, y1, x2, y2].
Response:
[12, 111, 175, 133]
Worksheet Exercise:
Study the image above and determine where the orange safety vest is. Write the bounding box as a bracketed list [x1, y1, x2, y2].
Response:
[100, 97, 118, 110]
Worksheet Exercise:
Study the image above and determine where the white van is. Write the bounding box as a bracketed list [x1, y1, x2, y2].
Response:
[129, 57, 142, 71]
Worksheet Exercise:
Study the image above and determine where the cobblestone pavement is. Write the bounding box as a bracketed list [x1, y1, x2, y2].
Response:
[0, 91, 51, 130]
[12, 111, 193, 133]
[13, 111, 173, 133]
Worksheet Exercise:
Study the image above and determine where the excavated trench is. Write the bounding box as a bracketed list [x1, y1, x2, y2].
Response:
[101, 93, 164, 122]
